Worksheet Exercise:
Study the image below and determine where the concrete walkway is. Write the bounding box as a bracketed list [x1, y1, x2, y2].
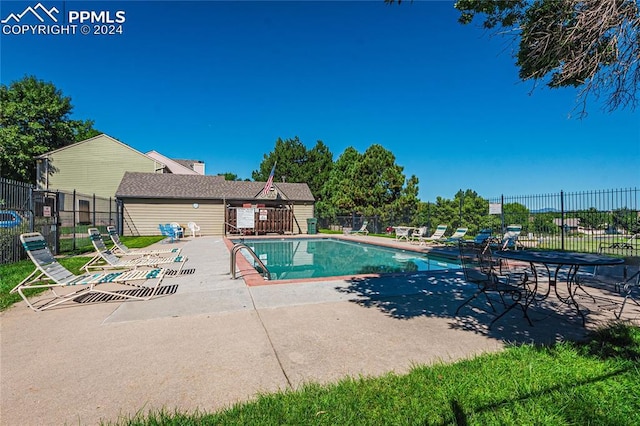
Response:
[1, 236, 637, 425]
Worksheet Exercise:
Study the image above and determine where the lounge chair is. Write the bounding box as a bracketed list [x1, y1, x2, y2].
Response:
[599, 233, 639, 252]
[443, 227, 469, 245]
[107, 226, 181, 256]
[10, 232, 165, 312]
[455, 241, 532, 328]
[467, 229, 493, 246]
[85, 228, 188, 274]
[419, 225, 448, 245]
[496, 224, 523, 250]
[187, 221, 201, 237]
[346, 220, 369, 235]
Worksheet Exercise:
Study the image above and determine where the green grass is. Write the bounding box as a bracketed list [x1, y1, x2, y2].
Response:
[0, 235, 166, 310]
[105, 323, 640, 425]
[0, 256, 90, 311]
[59, 235, 166, 255]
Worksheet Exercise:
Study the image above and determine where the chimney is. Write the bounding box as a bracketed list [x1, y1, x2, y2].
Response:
[192, 161, 205, 175]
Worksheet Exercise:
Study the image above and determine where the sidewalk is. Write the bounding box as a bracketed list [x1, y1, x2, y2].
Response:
[1, 236, 635, 425]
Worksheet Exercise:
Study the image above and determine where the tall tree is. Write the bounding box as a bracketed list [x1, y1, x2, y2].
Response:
[0, 75, 99, 182]
[320, 144, 418, 222]
[253, 136, 333, 201]
[453, 0, 640, 116]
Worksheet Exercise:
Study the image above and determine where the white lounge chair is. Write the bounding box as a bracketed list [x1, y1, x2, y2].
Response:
[444, 227, 469, 245]
[107, 226, 181, 256]
[346, 220, 369, 235]
[419, 225, 448, 245]
[85, 228, 188, 274]
[498, 225, 523, 250]
[11, 232, 165, 312]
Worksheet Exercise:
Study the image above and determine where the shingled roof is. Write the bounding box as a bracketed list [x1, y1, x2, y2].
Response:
[116, 172, 315, 202]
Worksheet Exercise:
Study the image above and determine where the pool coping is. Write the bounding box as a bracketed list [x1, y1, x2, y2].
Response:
[224, 234, 460, 287]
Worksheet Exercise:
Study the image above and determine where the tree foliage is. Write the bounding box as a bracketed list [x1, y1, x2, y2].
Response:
[253, 136, 334, 202]
[454, 0, 640, 116]
[0, 75, 100, 183]
[320, 144, 419, 223]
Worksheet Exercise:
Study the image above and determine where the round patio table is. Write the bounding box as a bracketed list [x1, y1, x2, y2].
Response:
[494, 250, 624, 326]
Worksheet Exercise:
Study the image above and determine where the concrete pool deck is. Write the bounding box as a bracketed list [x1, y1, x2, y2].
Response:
[1, 235, 638, 425]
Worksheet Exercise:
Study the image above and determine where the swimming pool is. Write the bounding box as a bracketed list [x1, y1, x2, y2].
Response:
[233, 237, 460, 280]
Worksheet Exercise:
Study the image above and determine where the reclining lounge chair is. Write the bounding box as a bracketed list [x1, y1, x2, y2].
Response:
[11, 232, 165, 312]
[85, 228, 188, 274]
[345, 221, 369, 235]
[418, 225, 448, 246]
[107, 226, 181, 256]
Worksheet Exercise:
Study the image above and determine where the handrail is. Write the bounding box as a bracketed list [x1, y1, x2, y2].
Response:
[231, 243, 270, 280]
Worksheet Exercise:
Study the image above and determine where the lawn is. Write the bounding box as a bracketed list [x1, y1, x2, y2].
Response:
[0, 235, 165, 311]
[107, 323, 640, 425]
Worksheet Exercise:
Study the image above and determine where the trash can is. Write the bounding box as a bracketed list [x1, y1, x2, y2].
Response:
[307, 218, 317, 235]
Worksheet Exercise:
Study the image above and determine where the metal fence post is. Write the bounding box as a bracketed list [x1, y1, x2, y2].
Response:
[93, 193, 96, 227]
[560, 190, 565, 251]
[72, 189, 76, 251]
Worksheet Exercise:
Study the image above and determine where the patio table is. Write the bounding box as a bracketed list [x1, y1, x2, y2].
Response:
[494, 250, 624, 325]
[393, 226, 413, 242]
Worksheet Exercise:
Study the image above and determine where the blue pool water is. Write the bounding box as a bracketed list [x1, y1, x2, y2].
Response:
[233, 237, 460, 280]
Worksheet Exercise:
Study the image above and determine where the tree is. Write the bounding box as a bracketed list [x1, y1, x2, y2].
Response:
[0, 75, 100, 182]
[252, 136, 333, 201]
[453, 0, 640, 116]
[503, 202, 531, 233]
[319, 144, 419, 224]
[217, 172, 245, 181]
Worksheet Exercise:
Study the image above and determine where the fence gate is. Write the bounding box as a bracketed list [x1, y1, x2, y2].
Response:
[33, 190, 60, 255]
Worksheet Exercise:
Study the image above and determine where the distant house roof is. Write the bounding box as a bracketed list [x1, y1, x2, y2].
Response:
[35, 133, 153, 160]
[116, 172, 315, 202]
[145, 151, 202, 175]
[173, 159, 204, 170]
[553, 218, 581, 228]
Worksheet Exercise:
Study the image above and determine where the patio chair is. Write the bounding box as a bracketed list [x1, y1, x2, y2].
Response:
[443, 227, 469, 245]
[419, 225, 448, 245]
[465, 229, 494, 247]
[578, 256, 640, 320]
[599, 233, 639, 252]
[170, 222, 184, 239]
[85, 228, 188, 274]
[410, 226, 427, 244]
[615, 258, 640, 319]
[455, 241, 532, 328]
[159, 224, 179, 243]
[187, 221, 201, 237]
[490, 225, 523, 250]
[346, 220, 369, 235]
[107, 226, 181, 256]
[10, 232, 166, 312]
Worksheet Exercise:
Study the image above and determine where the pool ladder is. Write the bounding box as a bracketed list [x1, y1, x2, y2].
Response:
[231, 243, 271, 280]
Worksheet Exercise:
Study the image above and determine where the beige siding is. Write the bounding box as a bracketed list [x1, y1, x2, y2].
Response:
[43, 135, 160, 198]
[121, 199, 225, 236]
[292, 203, 315, 234]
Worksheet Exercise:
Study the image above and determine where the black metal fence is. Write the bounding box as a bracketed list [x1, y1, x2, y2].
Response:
[1, 177, 120, 265]
[489, 189, 639, 254]
[319, 188, 639, 255]
[0, 178, 33, 263]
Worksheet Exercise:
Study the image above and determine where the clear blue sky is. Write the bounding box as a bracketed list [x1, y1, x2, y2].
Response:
[2, 1, 639, 201]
